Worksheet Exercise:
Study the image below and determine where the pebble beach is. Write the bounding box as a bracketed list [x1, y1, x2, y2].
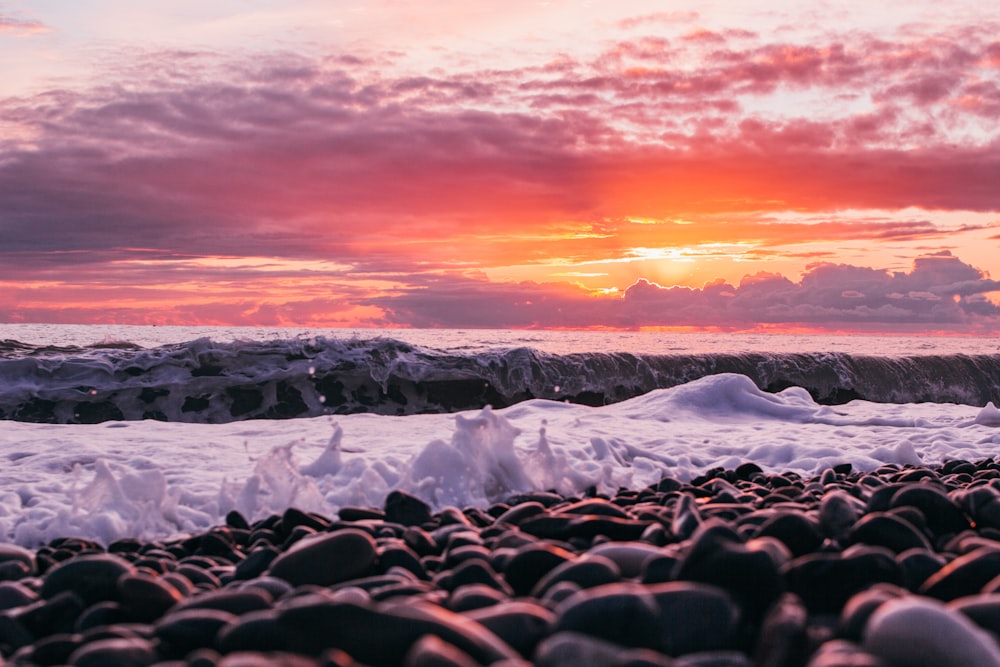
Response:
[6, 458, 1000, 666]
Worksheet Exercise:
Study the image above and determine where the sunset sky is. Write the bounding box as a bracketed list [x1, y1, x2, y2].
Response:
[2, 1, 999, 332]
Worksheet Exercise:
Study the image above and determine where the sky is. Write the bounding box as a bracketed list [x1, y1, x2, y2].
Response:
[1, 0, 999, 332]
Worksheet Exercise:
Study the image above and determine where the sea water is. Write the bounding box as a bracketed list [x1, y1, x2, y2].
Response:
[0, 324, 998, 547]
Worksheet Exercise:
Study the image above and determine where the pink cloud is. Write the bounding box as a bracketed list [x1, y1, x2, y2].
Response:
[1, 20, 998, 329]
[0, 11, 48, 35]
[374, 253, 1000, 331]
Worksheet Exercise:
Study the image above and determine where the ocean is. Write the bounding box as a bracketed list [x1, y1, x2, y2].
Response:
[1, 323, 999, 547]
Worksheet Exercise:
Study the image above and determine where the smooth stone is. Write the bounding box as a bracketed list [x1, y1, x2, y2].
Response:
[0, 544, 36, 574]
[276, 597, 521, 665]
[540, 581, 582, 607]
[451, 560, 513, 596]
[897, 548, 947, 591]
[587, 542, 665, 578]
[784, 548, 902, 613]
[864, 596, 1000, 666]
[404, 634, 482, 667]
[495, 502, 548, 526]
[0, 614, 33, 654]
[955, 486, 1000, 530]
[173, 588, 273, 615]
[555, 499, 630, 519]
[267, 528, 377, 587]
[640, 554, 680, 584]
[0, 581, 39, 610]
[753, 593, 808, 667]
[530, 555, 621, 597]
[552, 582, 662, 650]
[117, 572, 183, 622]
[466, 601, 555, 658]
[232, 546, 278, 580]
[40, 554, 135, 605]
[502, 544, 574, 597]
[673, 652, 752, 667]
[448, 583, 507, 612]
[15, 589, 87, 636]
[948, 593, 1000, 636]
[755, 512, 824, 557]
[806, 640, 884, 667]
[155, 608, 238, 657]
[674, 522, 783, 621]
[68, 637, 159, 667]
[216, 610, 290, 654]
[218, 650, 319, 666]
[75, 600, 128, 631]
[819, 491, 859, 541]
[847, 512, 932, 553]
[890, 484, 970, 536]
[385, 490, 433, 527]
[837, 584, 907, 641]
[176, 564, 221, 589]
[15, 631, 82, 666]
[920, 546, 1000, 600]
[671, 493, 703, 541]
[534, 631, 674, 667]
[378, 544, 428, 580]
[645, 582, 740, 656]
[239, 576, 293, 600]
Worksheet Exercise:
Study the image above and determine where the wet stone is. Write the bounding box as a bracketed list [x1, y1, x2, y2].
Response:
[385, 491, 433, 527]
[40, 554, 134, 605]
[267, 528, 377, 587]
[919, 546, 1000, 601]
[530, 555, 621, 597]
[552, 583, 663, 650]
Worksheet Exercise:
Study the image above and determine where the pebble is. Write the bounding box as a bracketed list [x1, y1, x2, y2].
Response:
[864, 596, 1000, 666]
[267, 528, 377, 587]
[3, 460, 1000, 665]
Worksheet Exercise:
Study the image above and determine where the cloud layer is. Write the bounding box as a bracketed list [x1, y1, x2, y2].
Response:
[1, 12, 999, 331]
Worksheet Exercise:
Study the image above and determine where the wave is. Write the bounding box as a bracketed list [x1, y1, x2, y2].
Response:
[1, 336, 999, 424]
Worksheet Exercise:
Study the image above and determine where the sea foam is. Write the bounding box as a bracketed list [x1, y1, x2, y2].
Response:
[1, 373, 999, 546]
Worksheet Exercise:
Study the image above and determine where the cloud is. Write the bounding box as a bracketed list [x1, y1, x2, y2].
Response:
[0, 10, 48, 35]
[0, 19, 998, 329]
[375, 253, 1000, 332]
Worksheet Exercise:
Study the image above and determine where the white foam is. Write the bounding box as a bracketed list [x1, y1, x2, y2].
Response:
[1, 373, 998, 546]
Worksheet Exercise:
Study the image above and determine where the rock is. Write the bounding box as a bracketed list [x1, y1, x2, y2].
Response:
[864, 595, 1000, 666]
[534, 631, 674, 667]
[847, 512, 932, 553]
[530, 555, 621, 597]
[502, 544, 574, 597]
[267, 528, 377, 587]
[674, 521, 783, 621]
[586, 542, 665, 578]
[552, 582, 662, 650]
[466, 600, 555, 658]
[889, 484, 970, 537]
[155, 608, 238, 658]
[646, 582, 741, 656]
[117, 572, 183, 622]
[756, 512, 824, 557]
[806, 640, 884, 667]
[276, 597, 521, 665]
[68, 637, 159, 667]
[40, 554, 135, 605]
[920, 546, 1000, 601]
[754, 593, 808, 667]
[784, 548, 901, 614]
[404, 634, 482, 667]
[385, 491, 433, 527]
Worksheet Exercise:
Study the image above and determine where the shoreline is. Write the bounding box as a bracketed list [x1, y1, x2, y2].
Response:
[3, 458, 1000, 665]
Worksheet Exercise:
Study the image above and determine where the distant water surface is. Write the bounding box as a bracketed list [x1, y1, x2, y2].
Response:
[1, 323, 997, 356]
